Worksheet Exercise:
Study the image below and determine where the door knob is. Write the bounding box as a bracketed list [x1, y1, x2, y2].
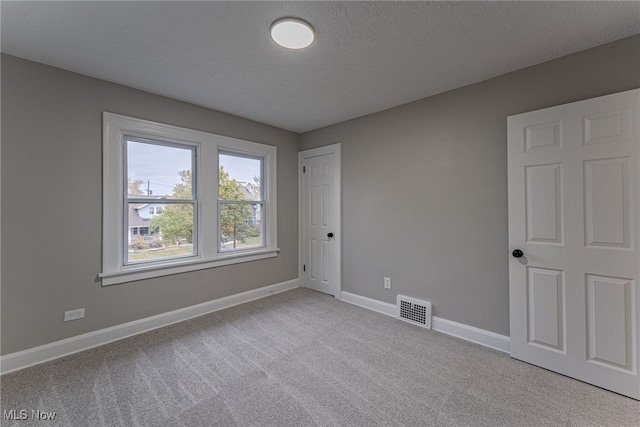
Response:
[512, 249, 524, 258]
[327, 232, 334, 238]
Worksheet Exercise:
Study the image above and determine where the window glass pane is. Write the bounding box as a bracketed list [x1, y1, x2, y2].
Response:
[127, 203, 194, 263]
[219, 153, 262, 201]
[127, 140, 193, 199]
[220, 203, 263, 251]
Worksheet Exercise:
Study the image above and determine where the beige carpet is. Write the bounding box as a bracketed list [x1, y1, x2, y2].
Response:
[1, 288, 639, 426]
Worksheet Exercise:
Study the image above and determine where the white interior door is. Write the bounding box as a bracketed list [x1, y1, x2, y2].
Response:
[508, 89, 640, 399]
[300, 144, 341, 297]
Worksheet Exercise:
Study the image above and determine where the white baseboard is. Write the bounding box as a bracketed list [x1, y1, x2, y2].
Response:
[340, 291, 396, 316]
[1, 279, 300, 375]
[431, 316, 510, 353]
[340, 291, 510, 353]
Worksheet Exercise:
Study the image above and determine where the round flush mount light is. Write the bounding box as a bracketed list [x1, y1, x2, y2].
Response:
[270, 18, 315, 49]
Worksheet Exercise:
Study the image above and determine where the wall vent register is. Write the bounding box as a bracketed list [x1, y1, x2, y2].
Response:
[397, 295, 432, 329]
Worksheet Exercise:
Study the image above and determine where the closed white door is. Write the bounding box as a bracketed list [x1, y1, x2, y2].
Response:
[508, 89, 640, 399]
[300, 144, 341, 297]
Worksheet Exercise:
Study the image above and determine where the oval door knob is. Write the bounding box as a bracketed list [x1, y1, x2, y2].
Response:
[327, 232, 334, 238]
[512, 249, 524, 258]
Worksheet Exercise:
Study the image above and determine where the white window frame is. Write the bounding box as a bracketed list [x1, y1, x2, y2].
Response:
[102, 112, 278, 286]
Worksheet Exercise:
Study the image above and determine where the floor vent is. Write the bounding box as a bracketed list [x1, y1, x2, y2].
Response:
[396, 295, 432, 329]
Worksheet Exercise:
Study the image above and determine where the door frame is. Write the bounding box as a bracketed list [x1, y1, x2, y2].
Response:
[298, 143, 342, 298]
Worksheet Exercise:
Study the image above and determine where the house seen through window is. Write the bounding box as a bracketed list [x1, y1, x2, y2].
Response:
[126, 139, 196, 263]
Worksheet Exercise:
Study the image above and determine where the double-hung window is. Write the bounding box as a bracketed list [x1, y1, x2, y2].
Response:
[102, 113, 278, 286]
[126, 138, 196, 263]
[218, 152, 265, 251]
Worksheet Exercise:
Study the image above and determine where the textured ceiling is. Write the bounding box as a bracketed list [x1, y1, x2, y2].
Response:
[2, 1, 639, 133]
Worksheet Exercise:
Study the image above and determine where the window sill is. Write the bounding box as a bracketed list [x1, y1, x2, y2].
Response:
[100, 248, 279, 286]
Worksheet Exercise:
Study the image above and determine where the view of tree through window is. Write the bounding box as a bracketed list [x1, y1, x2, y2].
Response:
[219, 152, 264, 251]
[125, 141, 266, 262]
[126, 139, 195, 263]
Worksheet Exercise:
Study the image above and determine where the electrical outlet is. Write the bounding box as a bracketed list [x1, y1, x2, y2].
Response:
[384, 277, 391, 289]
[64, 308, 85, 322]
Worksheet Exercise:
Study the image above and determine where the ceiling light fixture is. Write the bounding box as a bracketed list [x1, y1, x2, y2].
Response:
[270, 18, 315, 50]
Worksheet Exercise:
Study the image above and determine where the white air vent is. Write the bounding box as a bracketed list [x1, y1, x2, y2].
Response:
[396, 295, 432, 329]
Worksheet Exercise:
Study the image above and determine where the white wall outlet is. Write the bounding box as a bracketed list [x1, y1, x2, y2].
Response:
[384, 277, 391, 289]
[64, 308, 85, 322]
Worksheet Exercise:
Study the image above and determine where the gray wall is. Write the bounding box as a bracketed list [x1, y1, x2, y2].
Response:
[1, 55, 299, 355]
[2, 35, 639, 355]
[299, 35, 640, 336]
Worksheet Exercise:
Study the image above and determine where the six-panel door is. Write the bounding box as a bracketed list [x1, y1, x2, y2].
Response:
[508, 89, 640, 399]
[301, 149, 341, 297]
